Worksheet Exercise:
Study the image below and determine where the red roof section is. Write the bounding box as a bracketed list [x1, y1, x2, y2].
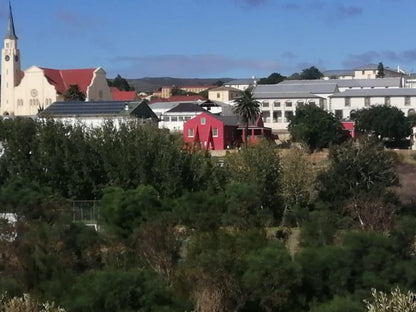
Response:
[110, 87, 137, 101]
[41, 68, 95, 95]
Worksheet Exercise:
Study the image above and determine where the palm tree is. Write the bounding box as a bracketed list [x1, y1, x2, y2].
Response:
[233, 88, 260, 147]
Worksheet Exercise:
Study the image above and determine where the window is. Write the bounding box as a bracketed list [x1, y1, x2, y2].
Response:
[212, 128, 218, 137]
[217, 93, 220, 98]
[285, 101, 292, 107]
[309, 101, 316, 106]
[408, 109, 416, 116]
[345, 97, 351, 107]
[273, 101, 280, 107]
[335, 110, 343, 119]
[405, 96, 411, 106]
[201, 117, 206, 125]
[273, 111, 282, 122]
[365, 97, 370, 106]
[385, 97, 391, 105]
[188, 128, 194, 137]
[262, 101, 269, 108]
[171, 116, 178, 122]
[285, 111, 293, 121]
[297, 101, 304, 105]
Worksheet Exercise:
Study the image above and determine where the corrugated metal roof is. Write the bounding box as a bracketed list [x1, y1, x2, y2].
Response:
[254, 83, 338, 95]
[214, 115, 239, 126]
[166, 102, 207, 113]
[330, 88, 416, 97]
[322, 69, 354, 76]
[224, 78, 256, 85]
[279, 77, 402, 88]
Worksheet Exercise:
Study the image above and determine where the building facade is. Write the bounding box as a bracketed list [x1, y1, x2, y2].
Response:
[1, 4, 112, 116]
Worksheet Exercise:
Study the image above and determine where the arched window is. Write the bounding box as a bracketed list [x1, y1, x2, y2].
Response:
[408, 109, 415, 116]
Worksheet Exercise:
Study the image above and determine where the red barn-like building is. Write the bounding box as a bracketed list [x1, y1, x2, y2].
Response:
[183, 112, 272, 150]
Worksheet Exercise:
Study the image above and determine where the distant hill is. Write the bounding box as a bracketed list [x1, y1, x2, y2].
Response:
[126, 77, 234, 93]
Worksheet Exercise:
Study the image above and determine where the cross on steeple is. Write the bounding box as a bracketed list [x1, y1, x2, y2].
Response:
[5, 1, 17, 40]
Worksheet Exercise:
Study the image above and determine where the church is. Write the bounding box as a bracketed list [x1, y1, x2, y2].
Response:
[1, 4, 112, 116]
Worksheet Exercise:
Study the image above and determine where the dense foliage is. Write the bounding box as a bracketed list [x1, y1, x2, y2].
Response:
[288, 104, 349, 151]
[1, 118, 416, 312]
[352, 105, 412, 142]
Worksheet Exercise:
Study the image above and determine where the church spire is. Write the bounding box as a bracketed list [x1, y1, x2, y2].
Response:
[5, 1, 17, 40]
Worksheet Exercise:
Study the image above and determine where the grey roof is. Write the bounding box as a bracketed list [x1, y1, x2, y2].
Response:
[213, 115, 239, 126]
[5, 3, 17, 40]
[355, 64, 379, 70]
[224, 78, 257, 85]
[149, 102, 181, 110]
[253, 83, 338, 96]
[322, 69, 354, 77]
[330, 88, 416, 98]
[39, 100, 149, 117]
[166, 102, 207, 113]
[279, 77, 402, 89]
[257, 92, 325, 99]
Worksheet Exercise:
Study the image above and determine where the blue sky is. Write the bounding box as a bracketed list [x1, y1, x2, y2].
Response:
[1, 0, 416, 79]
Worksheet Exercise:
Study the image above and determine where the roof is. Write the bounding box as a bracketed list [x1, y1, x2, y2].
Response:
[322, 69, 354, 77]
[209, 86, 242, 92]
[5, 3, 17, 40]
[254, 83, 338, 96]
[280, 77, 402, 89]
[166, 102, 207, 113]
[213, 115, 240, 126]
[41, 68, 96, 95]
[111, 87, 137, 101]
[330, 88, 416, 97]
[224, 78, 257, 85]
[39, 100, 150, 117]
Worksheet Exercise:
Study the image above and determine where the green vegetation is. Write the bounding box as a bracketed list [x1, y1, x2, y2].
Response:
[1, 117, 416, 311]
[63, 84, 85, 102]
[288, 104, 349, 151]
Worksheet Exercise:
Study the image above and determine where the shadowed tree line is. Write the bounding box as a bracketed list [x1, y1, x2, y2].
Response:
[1, 117, 416, 311]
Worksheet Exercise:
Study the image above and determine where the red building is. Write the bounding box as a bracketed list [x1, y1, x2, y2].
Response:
[342, 121, 355, 138]
[183, 112, 272, 150]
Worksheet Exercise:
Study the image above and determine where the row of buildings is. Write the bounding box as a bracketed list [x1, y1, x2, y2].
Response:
[2, 4, 416, 150]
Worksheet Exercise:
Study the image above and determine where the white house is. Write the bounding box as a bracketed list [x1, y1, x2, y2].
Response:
[38, 100, 158, 128]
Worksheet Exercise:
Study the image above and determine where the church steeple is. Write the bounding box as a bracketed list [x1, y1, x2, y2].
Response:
[5, 2, 17, 40]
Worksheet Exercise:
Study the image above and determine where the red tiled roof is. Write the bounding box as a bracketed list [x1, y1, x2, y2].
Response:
[110, 87, 137, 101]
[41, 68, 95, 95]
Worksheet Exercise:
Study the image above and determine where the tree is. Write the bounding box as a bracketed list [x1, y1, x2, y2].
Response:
[376, 62, 385, 78]
[109, 74, 134, 91]
[232, 88, 260, 147]
[353, 105, 411, 142]
[280, 147, 317, 226]
[258, 72, 286, 84]
[63, 85, 85, 101]
[300, 66, 324, 80]
[318, 139, 399, 230]
[288, 104, 348, 151]
[242, 242, 300, 311]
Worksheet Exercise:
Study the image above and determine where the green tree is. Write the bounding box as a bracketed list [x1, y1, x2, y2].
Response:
[225, 142, 282, 223]
[353, 105, 411, 142]
[288, 104, 348, 151]
[300, 66, 324, 79]
[109, 74, 134, 91]
[280, 147, 317, 226]
[63, 85, 85, 101]
[232, 88, 260, 147]
[318, 139, 398, 230]
[242, 242, 300, 311]
[376, 62, 385, 78]
[258, 72, 286, 84]
[100, 185, 162, 238]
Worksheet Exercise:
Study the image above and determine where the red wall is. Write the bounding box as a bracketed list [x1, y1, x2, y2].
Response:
[183, 112, 237, 150]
